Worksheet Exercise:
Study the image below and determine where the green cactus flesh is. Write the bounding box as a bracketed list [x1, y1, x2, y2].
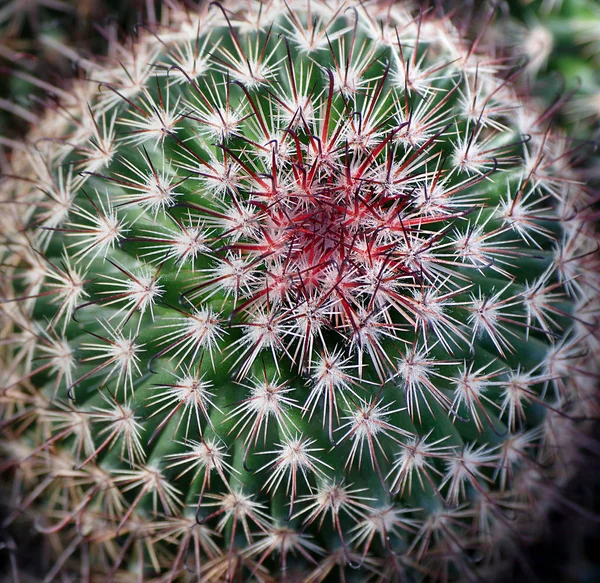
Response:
[0, 1, 598, 581]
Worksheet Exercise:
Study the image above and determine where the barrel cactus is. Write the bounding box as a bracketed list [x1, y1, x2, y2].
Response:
[1, 0, 598, 581]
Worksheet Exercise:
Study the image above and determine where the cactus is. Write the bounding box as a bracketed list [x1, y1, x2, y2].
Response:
[0, 1, 598, 581]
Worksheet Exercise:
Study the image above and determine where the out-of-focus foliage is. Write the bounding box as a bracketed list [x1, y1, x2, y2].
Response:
[505, 0, 600, 138]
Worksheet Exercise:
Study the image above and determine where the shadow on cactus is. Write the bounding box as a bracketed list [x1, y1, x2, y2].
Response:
[0, 1, 598, 581]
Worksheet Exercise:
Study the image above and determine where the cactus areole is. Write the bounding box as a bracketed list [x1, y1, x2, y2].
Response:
[1, 1, 598, 581]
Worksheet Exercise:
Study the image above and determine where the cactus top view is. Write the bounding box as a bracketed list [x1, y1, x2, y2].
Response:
[0, 0, 599, 581]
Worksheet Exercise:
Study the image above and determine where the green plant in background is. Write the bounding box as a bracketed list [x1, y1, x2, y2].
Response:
[0, 0, 598, 581]
[504, 0, 600, 138]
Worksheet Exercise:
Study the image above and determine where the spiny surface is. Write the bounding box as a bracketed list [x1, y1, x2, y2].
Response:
[0, 1, 599, 581]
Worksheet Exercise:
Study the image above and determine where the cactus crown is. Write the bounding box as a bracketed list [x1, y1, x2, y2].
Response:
[1, 1, 598, 581]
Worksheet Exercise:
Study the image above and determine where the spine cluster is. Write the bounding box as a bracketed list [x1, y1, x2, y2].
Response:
[0, 1, 598, 581]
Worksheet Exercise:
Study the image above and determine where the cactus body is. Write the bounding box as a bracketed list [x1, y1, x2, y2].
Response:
[0, 1, 598, 581]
